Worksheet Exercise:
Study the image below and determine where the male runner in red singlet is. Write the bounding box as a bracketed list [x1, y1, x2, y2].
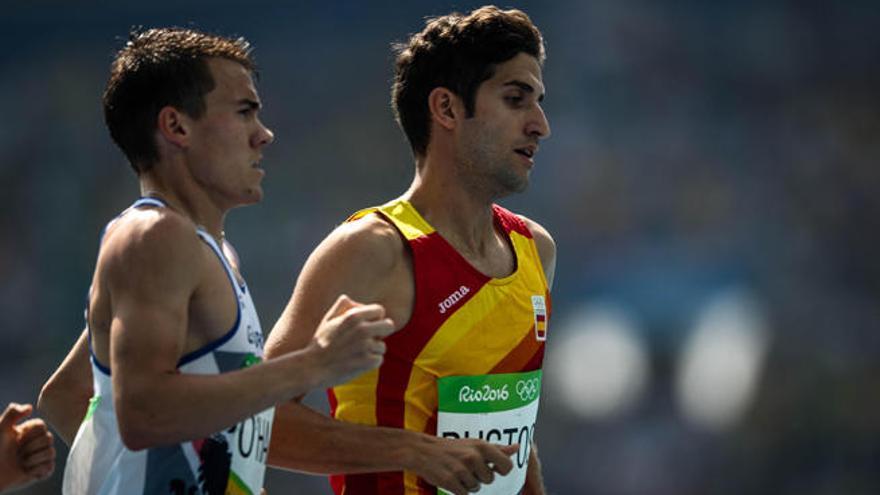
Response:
[266, 6, 554, 495]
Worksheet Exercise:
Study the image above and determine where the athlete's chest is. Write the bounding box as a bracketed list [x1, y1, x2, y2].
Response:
[452, 238, 517, 279]
[186, 248, 243, 351]
[387, 246, 548, 377]
[418, 282, 546, 376]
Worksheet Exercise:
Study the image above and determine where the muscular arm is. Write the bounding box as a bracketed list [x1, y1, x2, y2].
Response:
[38, 329, 93, 446]
[104, 214, 393, 450]
[266, 217, 516, 495]
[271, 400, 486, 473]
[266, 218, 422, 471]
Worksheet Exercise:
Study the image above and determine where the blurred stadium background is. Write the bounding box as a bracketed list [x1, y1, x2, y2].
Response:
[2, 0, 878, 493]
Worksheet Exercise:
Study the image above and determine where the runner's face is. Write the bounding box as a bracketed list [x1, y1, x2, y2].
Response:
[186, 58, 274, 207]
[456, 52, 550, 198]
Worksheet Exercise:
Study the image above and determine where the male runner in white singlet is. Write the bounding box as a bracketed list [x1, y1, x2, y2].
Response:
[37, 28, 394, 495]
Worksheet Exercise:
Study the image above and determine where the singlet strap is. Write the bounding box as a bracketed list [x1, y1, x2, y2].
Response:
[491, 204, 534, 239]
[173, 229, 244, 367]
[131, 196, 168, 209]
[348, 198, 436, 241]
[194, 229, 243, 295]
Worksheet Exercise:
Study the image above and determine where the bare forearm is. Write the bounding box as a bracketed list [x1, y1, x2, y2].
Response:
[268, 401, 418, 474]
[114, 292, 393, 450]
[521, 443, 546, 495]
[268, 401, 524, 495]
[36, 387, 89, 446]
[38, 330, 93, 445]
[118, 348, 328, 450]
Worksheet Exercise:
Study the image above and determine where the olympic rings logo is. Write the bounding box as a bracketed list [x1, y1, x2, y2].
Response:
[516, 378, 540, 402]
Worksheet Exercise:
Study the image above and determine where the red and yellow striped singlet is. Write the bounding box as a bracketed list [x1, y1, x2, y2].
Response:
[328, 198, 551, 495]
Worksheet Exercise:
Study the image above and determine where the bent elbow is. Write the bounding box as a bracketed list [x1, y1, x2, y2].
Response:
[116, 396, 180, 451]
[38, 375, 79, 419]
[36, 379, 54, 416]
[39, 370, 93, 414]
[116, 412, 153, 451]
[119, 432, 150, 452]
[116, 400, 160, 451]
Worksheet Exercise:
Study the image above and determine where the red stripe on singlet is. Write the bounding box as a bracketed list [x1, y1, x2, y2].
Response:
[378, 233, 490, 493]
[338, 232, 490, 494]
[492, 204, 533, 238]
[374, 232, 489, 427]
[490, 290, 550, 374]
[522, 345, 546, 372]
[327, 388, 338, 416]
[327, 390, 350, 495]
[489, 327, 545, 374]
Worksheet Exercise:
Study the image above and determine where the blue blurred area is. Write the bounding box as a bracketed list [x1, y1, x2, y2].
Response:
[1, 1, 879, 493]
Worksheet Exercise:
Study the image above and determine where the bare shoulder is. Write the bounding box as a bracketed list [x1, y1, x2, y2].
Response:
[517, 215, 555, 258]
[313, 212, 405, 273]
[517, 214, 557, 288]
[267, 211, 408, 354]
[99, 208, 203, 291]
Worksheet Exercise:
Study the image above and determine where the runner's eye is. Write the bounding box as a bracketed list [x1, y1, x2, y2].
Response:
[505, 95, 524, 106]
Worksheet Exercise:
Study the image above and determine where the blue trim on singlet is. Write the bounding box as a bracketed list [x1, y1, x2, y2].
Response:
[175, 231, 243, 367]
[132, 196, 168, 208]
[93, 197, 169, 254]
[92, 356, 112, 376]
[88, 197, 170, 376]
[88, 330, 112, 376]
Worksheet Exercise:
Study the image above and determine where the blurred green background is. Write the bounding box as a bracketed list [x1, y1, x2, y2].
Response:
[1, 1, 878, 493]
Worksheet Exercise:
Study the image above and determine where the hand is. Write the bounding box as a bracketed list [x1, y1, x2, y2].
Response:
[0, 403, 55, 492]
[407, 436, 518, 495]
[310, 294, 396, 388]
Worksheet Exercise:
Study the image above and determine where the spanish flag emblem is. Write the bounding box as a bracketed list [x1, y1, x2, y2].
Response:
[532, 295, 548, 341]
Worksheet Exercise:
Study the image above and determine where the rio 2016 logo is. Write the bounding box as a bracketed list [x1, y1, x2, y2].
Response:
[459, 384, 509, 403]
[516, 378, 540, 402]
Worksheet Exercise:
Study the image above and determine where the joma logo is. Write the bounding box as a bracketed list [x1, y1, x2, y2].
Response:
[438, 285, 470, 314]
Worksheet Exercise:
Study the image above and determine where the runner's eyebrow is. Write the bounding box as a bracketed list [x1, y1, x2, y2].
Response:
[237, 98, 261, 110]
[503, 80, 545, 102]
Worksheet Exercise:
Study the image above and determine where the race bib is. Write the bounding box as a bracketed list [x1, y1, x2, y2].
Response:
[181, 406, 274, 495]
[436, 370, 542, 495]
[224, 406, 275, 494]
